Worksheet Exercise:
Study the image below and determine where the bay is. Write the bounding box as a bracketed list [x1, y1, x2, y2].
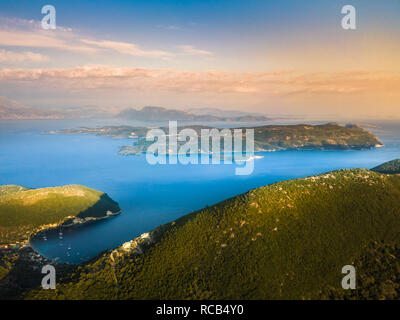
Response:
[0, 119, 399, 263]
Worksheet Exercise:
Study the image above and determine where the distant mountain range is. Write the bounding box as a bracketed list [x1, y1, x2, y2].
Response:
[0, 97, 269, 122]
[118, 106, 270, 122]
[0, 96, 64, 119]
[0, 96, 117, 119]
[187, 107, 266, 118]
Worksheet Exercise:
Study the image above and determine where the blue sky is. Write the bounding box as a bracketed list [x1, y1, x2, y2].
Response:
[1, 0, 399, 70]
[0, 0, 399, 118]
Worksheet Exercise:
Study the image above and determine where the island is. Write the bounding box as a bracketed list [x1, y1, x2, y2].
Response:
[24, 159, 400, 300]
[45, 123, 383, 155]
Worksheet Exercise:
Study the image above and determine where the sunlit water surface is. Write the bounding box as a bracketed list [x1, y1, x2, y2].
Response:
[0, 119, 399, 263]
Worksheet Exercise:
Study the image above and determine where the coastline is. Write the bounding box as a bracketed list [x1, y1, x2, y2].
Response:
[28, 210, 122, 262]
[0, 209, 122, 265]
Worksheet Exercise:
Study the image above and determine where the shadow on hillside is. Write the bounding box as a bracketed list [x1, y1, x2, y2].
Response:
[76, 193, 120, 219]
[0, 248, 75, 300]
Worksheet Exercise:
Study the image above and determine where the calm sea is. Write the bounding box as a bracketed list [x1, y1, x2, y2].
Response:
[0, 119, 399, 263]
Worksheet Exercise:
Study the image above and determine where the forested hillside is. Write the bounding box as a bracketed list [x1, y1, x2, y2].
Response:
[372, 159, 400, 174]
[27, 169, 400, 299]
[0, 185, 120, 245]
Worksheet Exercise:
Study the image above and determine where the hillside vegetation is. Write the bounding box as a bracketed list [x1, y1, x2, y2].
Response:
[0, 185, 29, 197]
[0, 185, 120, 245]
[252, 123, 382, 151]
[321, 241, 400, 299]
[28, 168, 400, 300]
[372, 159, 400, 174]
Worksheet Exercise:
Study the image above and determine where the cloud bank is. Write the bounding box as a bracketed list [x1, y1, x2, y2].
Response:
[0, 66, 398, 96]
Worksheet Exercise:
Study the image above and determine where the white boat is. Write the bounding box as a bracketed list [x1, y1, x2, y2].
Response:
[235, 155, 264, 162]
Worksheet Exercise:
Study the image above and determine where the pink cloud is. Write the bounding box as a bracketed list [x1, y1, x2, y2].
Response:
[0, 66, 398, 97]
[0, 49, 49, 63]
[81, 39, 171, 57]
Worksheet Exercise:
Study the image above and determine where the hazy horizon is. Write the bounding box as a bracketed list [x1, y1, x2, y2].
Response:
[0, 0, 399, 120]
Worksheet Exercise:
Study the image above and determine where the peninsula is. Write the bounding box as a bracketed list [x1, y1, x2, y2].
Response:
[0, 184, 120, 299]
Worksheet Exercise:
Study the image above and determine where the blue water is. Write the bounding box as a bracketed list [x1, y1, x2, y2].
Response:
[1, 119, 399, 263]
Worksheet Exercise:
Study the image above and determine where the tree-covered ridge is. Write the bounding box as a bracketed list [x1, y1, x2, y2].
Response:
[321, 241, 400, 300]
[0, 185, 120, 245]
[27, 169, 400, 300]
[372, 159, 400, 174]
[252, 123, 382, 151]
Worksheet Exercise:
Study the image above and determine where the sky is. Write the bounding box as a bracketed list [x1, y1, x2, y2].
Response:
[0, 0, 399, 120]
